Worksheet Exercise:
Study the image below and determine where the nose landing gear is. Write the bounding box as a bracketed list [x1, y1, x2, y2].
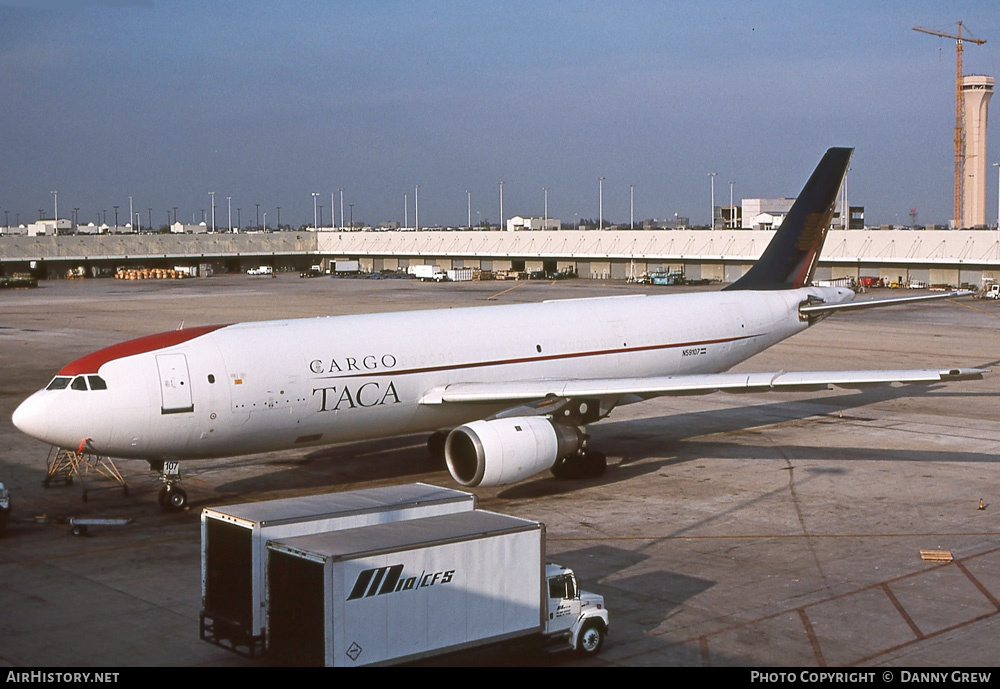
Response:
[150, 460, 188, 511]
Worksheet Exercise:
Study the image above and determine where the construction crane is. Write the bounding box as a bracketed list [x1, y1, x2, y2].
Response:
[913, 22, 986, 227]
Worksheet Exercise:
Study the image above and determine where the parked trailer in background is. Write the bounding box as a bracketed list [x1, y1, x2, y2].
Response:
[447, 268, 474, 282]
[266, 510, 609, 666]
[200, 484, 477, 656]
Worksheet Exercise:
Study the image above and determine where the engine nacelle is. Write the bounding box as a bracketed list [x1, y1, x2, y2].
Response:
[445, 416, 582, 487]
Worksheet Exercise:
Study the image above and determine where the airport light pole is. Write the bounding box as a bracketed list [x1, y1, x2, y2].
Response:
[729, 181, 734, 228]
[263, 213, 267, 232]
[498, 181, 504, 231]
[209, 191, 216, 233]
[598, 177, 604, 231]
[227, 197, 232, 232]
[842, 168, 849, 229]
[339, 188, 344, 229]
[255, 203, 260, 231]
[404, 192, 408, 228]
[543, 187, 548, 229]
[414, 185, 419, 231]
[994, 162, 1000, 231]
[237, 208, 241, 231]
[311, 193, 318, 230]
[114, 206, 119, 232]
[148, 208, 152, 232]
[276, 207, 280, 230]
[331, 192, 336, 229]
[467, 190, 471, 230]
[629, 184, 634, 229]
[708, 173, 717, 229]
[50, 190, 57, 230]
[129, 196, 133, 232]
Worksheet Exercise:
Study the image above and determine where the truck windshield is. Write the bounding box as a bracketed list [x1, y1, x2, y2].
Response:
[548, 574, 577, 600]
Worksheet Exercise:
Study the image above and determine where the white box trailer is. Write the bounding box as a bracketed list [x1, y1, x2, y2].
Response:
[447, 268, 474, 282]
[200, 483, 476, 655]
[266, 510, 608, 666]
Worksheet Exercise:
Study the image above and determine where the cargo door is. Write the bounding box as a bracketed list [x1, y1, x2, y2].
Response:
[156, 353, 194, 414]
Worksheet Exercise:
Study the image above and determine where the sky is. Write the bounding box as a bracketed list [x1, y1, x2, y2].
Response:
[2, 1, 1000, 229]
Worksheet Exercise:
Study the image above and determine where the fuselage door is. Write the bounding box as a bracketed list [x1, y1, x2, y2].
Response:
[156, 353, 194, 414]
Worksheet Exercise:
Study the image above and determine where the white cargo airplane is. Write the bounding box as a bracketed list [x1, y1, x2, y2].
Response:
[12, 148, 986, 509]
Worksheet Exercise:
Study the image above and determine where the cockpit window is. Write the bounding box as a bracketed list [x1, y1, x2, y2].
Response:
[70, 376, 89, 391]
[46, 376, 72, 390]
[88, 375, 108, 390]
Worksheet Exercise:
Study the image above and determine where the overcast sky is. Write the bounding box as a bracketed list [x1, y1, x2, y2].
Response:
[2, 1, 1000, 229]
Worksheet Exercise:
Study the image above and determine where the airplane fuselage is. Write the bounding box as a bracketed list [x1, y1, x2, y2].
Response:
[12, 285, 851, 461]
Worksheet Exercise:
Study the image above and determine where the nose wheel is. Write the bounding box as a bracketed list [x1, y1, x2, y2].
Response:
[152, 460, 188, 511]
[157, 485, 188, 511]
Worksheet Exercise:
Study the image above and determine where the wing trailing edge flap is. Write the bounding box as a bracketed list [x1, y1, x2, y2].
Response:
[418, 368, 987, 405]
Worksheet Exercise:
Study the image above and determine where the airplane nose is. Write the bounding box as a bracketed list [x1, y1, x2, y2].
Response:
[12, 393, 48, 442]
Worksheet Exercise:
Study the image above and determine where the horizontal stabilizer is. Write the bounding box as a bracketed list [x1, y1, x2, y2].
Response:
[419, 368, 988, 405]
[800, 290, 972, 316]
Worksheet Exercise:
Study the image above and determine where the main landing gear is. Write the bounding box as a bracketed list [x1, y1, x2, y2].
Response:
[550, 447, 606, 480]
[150, 460, 188, 511]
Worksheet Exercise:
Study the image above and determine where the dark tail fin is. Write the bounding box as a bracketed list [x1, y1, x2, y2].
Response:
[724, 147, 853, 291]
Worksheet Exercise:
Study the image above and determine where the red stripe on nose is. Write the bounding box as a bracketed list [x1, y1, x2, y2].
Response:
[58, 324, 228, 375]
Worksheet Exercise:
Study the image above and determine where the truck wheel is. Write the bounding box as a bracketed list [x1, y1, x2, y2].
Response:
[577, 622, 604, 656]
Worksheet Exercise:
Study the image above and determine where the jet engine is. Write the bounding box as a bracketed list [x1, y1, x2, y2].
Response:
[445, 416, 582, 487]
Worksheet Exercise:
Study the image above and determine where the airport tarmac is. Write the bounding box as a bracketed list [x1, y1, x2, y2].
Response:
[1, 273, 998, 667]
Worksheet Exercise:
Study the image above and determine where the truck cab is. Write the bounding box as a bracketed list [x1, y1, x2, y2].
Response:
[544, 563, 608, 656]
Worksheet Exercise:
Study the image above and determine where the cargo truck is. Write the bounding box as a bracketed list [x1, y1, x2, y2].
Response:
[200, 483, 477, 656]
[411, 264, 447, 282]
[266, 510, 608, 666]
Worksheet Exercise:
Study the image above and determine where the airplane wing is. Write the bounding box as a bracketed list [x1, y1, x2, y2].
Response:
[418, 368, 987, 405]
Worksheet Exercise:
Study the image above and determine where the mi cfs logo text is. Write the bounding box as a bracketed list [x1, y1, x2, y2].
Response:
[347, 564, 455, 601]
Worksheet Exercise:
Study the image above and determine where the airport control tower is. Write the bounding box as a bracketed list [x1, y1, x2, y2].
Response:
[962, 74, 994, 227]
